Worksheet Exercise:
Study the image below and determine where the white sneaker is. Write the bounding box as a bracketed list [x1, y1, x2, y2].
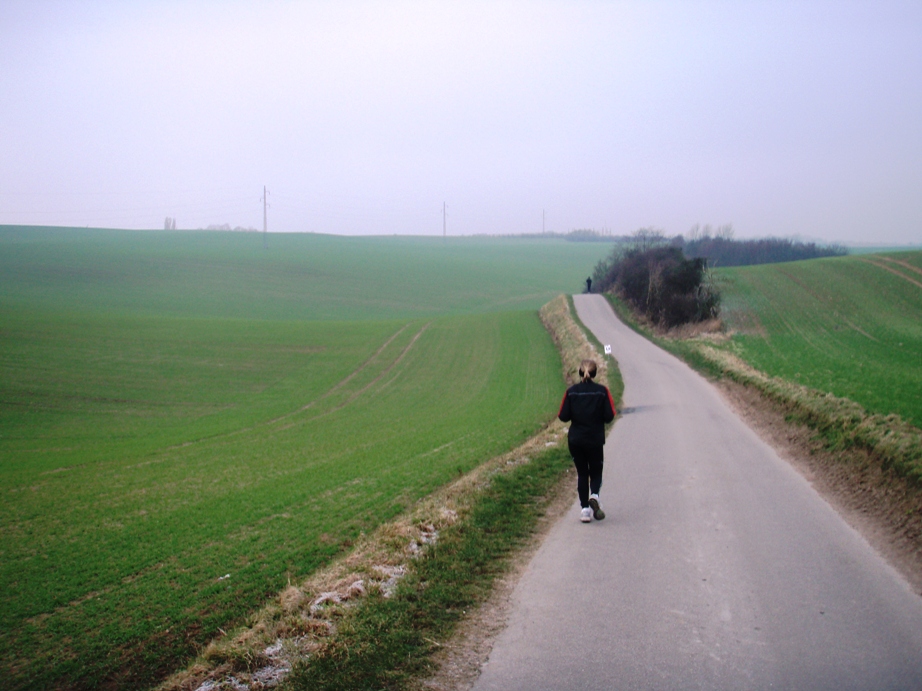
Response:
[589, 494, 605, 520]
[580, 507, 592, 523]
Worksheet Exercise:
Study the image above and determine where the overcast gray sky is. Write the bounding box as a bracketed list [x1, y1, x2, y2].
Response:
[1, 1, 920, 243]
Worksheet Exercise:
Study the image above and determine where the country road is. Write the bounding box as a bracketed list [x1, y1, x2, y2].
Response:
[472, 294, 922, 691]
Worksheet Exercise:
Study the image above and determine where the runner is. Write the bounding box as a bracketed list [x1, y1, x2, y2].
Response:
[557, 359, 617, 522]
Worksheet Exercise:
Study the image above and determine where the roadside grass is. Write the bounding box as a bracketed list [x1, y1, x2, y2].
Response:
[566, 295, 624, 403]
[600, 251, 922, 486]
[1, 228, 615, 689]
[157, 294, 609, 691]
[283, 442, 573, 691]
[718, 251, 922, 427]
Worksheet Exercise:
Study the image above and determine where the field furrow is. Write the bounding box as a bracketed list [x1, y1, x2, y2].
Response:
[1, 227, 607, 689]
[718, 251, 922, 427]
[860, 256, 922, 290]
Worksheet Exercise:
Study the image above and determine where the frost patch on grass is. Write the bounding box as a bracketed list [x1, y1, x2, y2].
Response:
[160, 505, 463, 690]
[250, 647, 291, 688]
[160, 295, 592, 691]
[193, 678, 248, 691]
[309, 592, 343, 613]
[409, 523, 439, 555]
[159, 422, 571, 691]
[373, 565, 407, 598]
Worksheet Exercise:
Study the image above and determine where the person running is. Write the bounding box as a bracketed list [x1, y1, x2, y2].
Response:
[557, 359, 617, 523]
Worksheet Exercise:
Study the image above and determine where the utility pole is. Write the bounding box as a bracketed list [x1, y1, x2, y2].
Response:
[443, 202, 447, 238]
[262, 186, 269, 249]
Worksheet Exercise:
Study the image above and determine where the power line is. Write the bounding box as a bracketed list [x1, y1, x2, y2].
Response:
[261, 186, 270, 249]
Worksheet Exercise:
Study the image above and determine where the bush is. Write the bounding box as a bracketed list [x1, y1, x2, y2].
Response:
[595, 245, 719, 328]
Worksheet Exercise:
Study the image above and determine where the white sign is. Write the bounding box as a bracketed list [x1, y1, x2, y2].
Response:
[604, 344, 612, 355]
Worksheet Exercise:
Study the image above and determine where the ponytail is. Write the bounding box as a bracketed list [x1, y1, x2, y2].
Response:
[578, 359, 597, 383]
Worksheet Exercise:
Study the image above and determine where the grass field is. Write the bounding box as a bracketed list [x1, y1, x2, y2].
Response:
[0, 226, 603, 320]
[0, 226, 610, 689]
[717, 251, 922, 427]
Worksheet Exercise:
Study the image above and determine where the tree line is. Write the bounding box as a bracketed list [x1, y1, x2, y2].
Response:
[592, 243, 720, 328]
[679, 225, 847, 266]
[589, 226, 846, 328]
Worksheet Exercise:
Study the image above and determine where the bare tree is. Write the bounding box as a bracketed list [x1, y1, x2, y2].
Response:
[716, 223, 734, 239]
[632, 227, 665, 252]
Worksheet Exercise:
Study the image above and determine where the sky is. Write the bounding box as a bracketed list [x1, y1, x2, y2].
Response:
[1, 1, 920, 244]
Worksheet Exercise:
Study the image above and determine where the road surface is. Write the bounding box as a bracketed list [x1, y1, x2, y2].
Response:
[472, 294, 922, 691]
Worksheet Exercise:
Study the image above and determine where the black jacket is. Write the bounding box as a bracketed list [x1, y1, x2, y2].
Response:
[557, 380, 616, 447]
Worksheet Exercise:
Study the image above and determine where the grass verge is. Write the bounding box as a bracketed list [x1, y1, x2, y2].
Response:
[565, 295, 624, 403]
[601, 292, 922, 580]
[717, 253, 922, 427]
[284, 443, 572, 690]
[159, 295, 607, 691]
[688, 345, 922, 485]
[606, 293, 922, 486]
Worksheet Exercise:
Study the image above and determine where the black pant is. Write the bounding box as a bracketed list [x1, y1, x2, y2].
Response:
[569, 441, 603, 508]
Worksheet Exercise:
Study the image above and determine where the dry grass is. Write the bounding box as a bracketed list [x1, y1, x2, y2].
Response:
[157, 295, 593, 691]
[603, 289, 922, 593]
[695, 345, 922, 486]
[660, 317, 726, 341]
[539, 295, 612, 388]
[607, 285, 922, 486]
[717, 378, 922, 595]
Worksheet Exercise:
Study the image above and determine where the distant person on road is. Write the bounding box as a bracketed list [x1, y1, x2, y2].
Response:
[585, 276, 592, 293]
[557, 359, 616, 523]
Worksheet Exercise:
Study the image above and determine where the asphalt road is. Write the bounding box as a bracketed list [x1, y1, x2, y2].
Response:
[472, 294, 922, 691]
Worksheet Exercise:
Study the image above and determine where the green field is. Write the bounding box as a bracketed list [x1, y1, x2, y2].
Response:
[0, 226, 609, 689]
[718, 251, 922, 427]
[0, 227, 601, 320]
